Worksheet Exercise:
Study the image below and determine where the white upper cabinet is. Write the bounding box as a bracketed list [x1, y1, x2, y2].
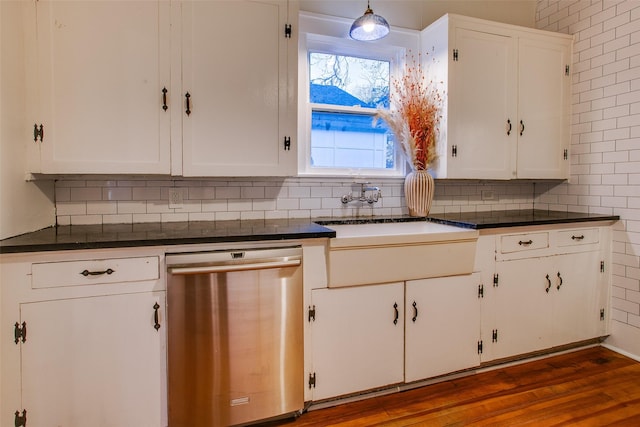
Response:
[174, 0, 297, 177]
[421, 14, 572, 180]
[27, 0, 171, 174]
[517, 36, 571, 179]
[25, 0, 297, 177]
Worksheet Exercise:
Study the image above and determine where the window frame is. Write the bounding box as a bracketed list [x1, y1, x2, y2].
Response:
[297, 12, 420, 178]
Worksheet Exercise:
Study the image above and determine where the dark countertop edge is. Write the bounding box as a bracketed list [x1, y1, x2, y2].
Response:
[0, 231, 336, 254]
[427, 214, 621, 230]
[0, 211, 621, 254]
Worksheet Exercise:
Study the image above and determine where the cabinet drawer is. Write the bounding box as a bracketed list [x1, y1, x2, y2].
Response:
[556, 228, 599, 247]
[500, 232, 549, 254]
[32, 256, 159, 289]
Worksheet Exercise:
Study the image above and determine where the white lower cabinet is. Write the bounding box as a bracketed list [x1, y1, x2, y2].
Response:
[551, 251, 602, 346]
[309, 283, 404, 401]
[483, 227, 609, 362]
[405, 274, 481, 382]
[1, 250, 166, 427]
[21, 292, 165, 427]
[309, 275, 483, 400]
[490, 256, 556, 359]
[308, 224, 612, 403]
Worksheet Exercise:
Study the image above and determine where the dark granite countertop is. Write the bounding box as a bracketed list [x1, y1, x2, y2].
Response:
[427, 209, 620, 230]
[0, 210, 620, 254]
[0, 219, 336, 254]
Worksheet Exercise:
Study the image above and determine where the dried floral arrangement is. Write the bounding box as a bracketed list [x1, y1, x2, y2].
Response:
[376, 52, 443, 171]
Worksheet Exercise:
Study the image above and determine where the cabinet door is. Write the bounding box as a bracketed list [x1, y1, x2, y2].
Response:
[516, 37, 570, 179]
[491, 257, 554, 360]
[405, 274, 480, 382]
[20, 292, 165, 426]
[179, 0, 295, 177]
[551, 252, 601, 346]
[32, 0, 171, 174]
[447, 27, 517, 179]
[310, 284, 404, 400]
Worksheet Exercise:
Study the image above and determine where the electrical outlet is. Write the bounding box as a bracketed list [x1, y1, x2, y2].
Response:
[481, 190, 496, 201]
[168, 188, 184, 209]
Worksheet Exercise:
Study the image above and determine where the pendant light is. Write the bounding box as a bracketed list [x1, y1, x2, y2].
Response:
[349, 1, 390, 41]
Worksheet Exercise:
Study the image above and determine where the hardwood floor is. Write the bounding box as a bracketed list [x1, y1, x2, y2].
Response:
[272, 346, 640, 426]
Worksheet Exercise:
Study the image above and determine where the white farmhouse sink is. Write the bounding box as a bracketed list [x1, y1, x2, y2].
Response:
[328, 221, 478, 248]
[324, 221, 479, 288]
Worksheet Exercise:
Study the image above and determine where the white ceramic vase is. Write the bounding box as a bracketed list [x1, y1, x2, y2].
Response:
[404, 169, 434, 217]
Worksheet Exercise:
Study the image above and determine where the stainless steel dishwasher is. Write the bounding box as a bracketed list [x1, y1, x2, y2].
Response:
[166, 246, 303, 427]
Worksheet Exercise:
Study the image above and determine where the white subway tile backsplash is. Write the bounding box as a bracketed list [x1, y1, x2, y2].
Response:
[117, 201, 147, 214]
[70, 187, 102, 201]
[103, 187, 132, 201]
[86, 201, 117, 215]
[299, 198, 321, 210]
[215, 186, 241, 199]
[187, 212, 217, 222]
[55, 187, 70, 202]
[241, 186, 265, 199]
[161, 213, 189, 223]
[186, 187, 214, 200]
[131, 213, 162, 223]
[201, 200, 228, 212]
[56, 202, 86, 216]
[70, 214, 102, 225]
[132, 187, 162, 201]
[240, 211, 265, 221]
[103, 214, 134, 224]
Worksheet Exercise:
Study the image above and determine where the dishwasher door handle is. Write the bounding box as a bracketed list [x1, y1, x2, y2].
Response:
[168, 259, 301, 275]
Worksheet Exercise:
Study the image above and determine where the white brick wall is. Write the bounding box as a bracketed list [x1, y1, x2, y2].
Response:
[536, 0, 640, 333]
[54, 177, 536, 225]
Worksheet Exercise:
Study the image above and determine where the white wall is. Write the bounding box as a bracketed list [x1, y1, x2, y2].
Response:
[535, 0, 640, 358]
[299, 0, 537, 30]
[0, 0, 54, 240]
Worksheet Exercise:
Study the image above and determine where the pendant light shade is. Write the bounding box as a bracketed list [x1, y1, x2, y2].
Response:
[349, 1, 390, 41]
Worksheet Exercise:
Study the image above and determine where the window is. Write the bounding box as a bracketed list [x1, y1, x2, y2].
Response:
[298, 13, 419, 177]
[309, 53, 393, 170]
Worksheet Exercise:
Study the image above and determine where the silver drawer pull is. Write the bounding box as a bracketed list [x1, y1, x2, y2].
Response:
[571, 235, 585, 241]
[518, 240, 533, 246]
[80, 268, 115, 277]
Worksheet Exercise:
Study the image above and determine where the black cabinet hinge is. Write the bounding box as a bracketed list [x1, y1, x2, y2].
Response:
[14, 321, 26, 344]
[453, 49, 459, 61]
[451, 145, 457, 157]
[563, 149, 568, 160]
[565, 65, 570, 76]
[308, 373, 316, 389]
[284, 23, 292, 38]
[477, 340, 483, 354]
[600, 308, 605, 321]
[492, 329, 498, 343]
[600, 261, 605, 273]
[478, 284, 484, 298]
[493, 274, 499, 287]
[15, 409, 27, 427]
[284, 136, 291, 151]
[33, 124, 44, 142]
[308, 305, 316, 322]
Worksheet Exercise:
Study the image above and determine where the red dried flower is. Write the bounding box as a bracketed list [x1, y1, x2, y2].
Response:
[376, 51, 443, 171]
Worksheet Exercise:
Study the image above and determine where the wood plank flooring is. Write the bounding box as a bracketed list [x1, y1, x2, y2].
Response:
[271, 346, 640, 426]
